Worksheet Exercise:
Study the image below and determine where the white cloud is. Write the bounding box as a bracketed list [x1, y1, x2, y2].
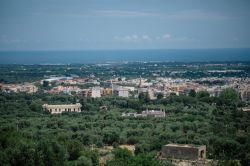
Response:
[142, 35, 151, 41]
[120, 35, 138, 42]
[114, 33, 194, 43]
[162, 34, 171, 39]
[114, 34, 151, 42]
[131, 35, 139, 41]
[95, 10, 156, 17]
[165, 9, 229, 20]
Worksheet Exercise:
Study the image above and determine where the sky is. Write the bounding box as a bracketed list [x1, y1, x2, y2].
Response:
[0, 0, 250, 50]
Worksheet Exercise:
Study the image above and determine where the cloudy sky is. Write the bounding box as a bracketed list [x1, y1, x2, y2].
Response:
[0, 0, 250, 50]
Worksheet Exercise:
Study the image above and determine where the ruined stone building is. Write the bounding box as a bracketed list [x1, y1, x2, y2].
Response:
[161, 144, 206, 161]
[42, 103, 82, 114]
[142, 109, 166, 117]
[122, 110, 166, 118]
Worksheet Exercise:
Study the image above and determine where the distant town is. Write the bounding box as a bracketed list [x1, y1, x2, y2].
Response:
[1, 62, 249, 103]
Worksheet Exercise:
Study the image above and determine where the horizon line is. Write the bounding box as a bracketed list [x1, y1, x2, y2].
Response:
[0, 47, 250, 52]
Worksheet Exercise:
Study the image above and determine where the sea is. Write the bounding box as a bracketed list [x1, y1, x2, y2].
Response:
[0, 48, 249, 64]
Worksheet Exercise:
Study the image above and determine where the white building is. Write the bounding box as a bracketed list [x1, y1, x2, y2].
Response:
[148, 88, 156, 100]
[42, 103, 81, 114]
[91, 87, 101, 98]
[118, 87, 129, 97]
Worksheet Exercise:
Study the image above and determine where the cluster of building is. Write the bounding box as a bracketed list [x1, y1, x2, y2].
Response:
[47, 85, 132, 98]
[136, 77, 249, 99]
[43, 76, 135, 98]
[0, 83, 38, 93]
[42, 76, 97, 86]
[1, 74, 250, 102]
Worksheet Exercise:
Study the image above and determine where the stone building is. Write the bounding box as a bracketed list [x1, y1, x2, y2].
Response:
[122, 110, 165, 118]
[242, 107, 250, 113]
[161, 144, 206, 161]
[42, 103, 82, 114]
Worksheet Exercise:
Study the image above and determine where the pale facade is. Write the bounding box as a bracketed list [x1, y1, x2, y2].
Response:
[42, 103, 81, 114]
[148, 88, 157, 100]
[91, 87, 101, 98]
[118, 88, 129, 97]
[240, 89, 250, 101]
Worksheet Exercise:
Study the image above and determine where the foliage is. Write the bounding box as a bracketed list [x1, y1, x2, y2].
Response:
[0, 69, 250, 166]
[105, 148, 163, 166]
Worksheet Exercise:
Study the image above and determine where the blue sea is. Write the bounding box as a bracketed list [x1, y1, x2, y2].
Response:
[0, 48, 250, 64]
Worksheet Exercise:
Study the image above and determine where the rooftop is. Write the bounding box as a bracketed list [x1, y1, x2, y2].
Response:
[164, 144, 205, 148]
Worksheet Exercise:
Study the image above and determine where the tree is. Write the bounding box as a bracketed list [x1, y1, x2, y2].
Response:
[105, 148, 132, 166]
[103, 130, 120, 145]
[188, 89, 196, 97]
[79, 149, 99, 166]
[219, 88, 239, 102]
[132, 153, 163, 166]
[157, 93, 164, 99]
[67, 140, 83, 161]
[138, 92, 150, 103]
[196, 91, 210, 99]
[106, 148, 163, 166]
[43, 81, 49, 88]
[37, 140, 67, 166]
[76, 156, 93, 166]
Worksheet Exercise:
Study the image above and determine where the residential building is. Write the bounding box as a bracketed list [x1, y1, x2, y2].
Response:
[118, 87, 129, 97]
[240, 89, 250, 101]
